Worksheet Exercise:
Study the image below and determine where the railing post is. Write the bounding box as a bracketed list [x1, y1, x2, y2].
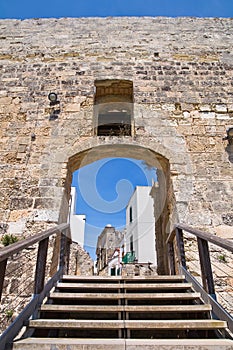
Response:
[57, 226, 71, 275]
[0, 259, 7, 303]
[176, 227, 187, 269]
[66, 237, 71, 275]
[34, 237, 49, 295]
[168, 242, 176, 275]
[197, 237, 216, 298]
[59, 232, 68, 274]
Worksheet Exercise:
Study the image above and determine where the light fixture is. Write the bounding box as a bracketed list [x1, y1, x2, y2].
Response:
[31, 133, 36, 141]
[48, 92, 60, 120]
[48, 92, 59, 105]
[223, 127, 233, 145]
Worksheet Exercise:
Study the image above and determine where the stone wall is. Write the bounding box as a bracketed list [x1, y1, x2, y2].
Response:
[0, 17, 232, 249]
[69, 242, 94, 276]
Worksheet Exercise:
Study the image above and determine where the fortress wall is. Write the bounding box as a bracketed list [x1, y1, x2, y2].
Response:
[0, 17, 232, 239]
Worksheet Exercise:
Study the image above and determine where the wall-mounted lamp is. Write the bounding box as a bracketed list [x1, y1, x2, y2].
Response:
[48, 92, 60, 120]
[223, 127, 233, 145]
[31, 133, 36, 141]
[48, 92, 59, 106]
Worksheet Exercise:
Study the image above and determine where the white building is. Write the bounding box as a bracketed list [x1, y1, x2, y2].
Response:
[107, 248, 122, 276]
[125, 186, 156, 266]
[69, 187, 86, 247]
[107, 231, 125, 276]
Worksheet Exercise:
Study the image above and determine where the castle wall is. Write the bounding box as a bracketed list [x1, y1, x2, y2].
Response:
[0, 17, 232, 241]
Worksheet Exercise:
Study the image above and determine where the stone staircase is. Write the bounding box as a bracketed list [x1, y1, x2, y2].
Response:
[12, 275, 233, 350]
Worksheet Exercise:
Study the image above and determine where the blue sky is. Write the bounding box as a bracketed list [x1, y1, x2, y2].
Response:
[72, 158, 157, 259]
[0, 0, 233, 19]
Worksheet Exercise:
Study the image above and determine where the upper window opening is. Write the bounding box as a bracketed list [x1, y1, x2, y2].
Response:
[94, 79, 133, 136]
[130, 235, 134, 252]
[129, 206, 133, 223]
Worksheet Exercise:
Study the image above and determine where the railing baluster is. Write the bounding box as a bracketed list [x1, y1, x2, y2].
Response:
[168, 241, 176, 275]
[59, 227, 72, 275]
[197, 237, 216, 298]
[175, 227, 187, 269]
[59, 232, 67, 274]
[34, 237, 49, 295]
[66, 237, 71, 275]
[0, 259, 7, 303]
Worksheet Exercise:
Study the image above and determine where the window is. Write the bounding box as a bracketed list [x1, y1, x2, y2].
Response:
[111, 267, 116, 276]
[94, 79, 133, 136]
[130, 235, 134, 252]
[129, 206, 133, 223]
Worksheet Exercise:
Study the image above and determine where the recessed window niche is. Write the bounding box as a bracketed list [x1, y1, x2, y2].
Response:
[94, 79, 133, 136]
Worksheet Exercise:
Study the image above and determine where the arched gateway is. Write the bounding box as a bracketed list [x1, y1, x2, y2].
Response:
[65, 140, 180, 275]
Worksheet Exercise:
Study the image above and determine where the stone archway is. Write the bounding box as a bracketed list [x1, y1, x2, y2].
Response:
[60, 139, 181, 274]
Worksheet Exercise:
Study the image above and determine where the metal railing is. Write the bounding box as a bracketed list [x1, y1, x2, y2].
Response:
[1, 222, 232, 347]
[0, 223, 71, 350]
[167, 223, 233, 333]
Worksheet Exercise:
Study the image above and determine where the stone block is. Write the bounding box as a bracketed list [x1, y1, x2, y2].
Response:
[190, 110, 200, 118]
[33, 209, 59, 222]
[222, 213, 233, 226]
[0, 97, 12, 105]
[17, 144, 27, 153]
[64, 103, 81, 112]
[8, 218, 26, 234]
[200, 104, 212, 112]
[16, 152, 26, 160]
[187, 212, 212, 226]
[34, 198, 58, 210]
[10, 198, 33, 210]
[161, 104, 176, 111]
[216, 114, 230, 120]
[215, 225, 233, 239]
[200, 112, 215, 119]
[53, 152, 67, 163]
[9, 210, 30, 221]
[215, 104, 228, 113]
[227, 104, 233, 112]
[183, 111, 190, 118]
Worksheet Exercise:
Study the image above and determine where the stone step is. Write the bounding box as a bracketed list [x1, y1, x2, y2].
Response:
[56, 282, 193, 290]
[62, 275, 186, 282]
[11, 273, 233, 348]
[40, 304, 212, 313]
[12, 338, 233, 350]
[13, 338, 125, 350]
[49, 292, 201, 300]
[124, 320, 228, 330]
[28, 319, 227, 330]
[29, 319, 124, 329]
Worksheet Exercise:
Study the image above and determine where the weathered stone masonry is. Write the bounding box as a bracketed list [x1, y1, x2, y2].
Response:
[0, 17, 232, 255]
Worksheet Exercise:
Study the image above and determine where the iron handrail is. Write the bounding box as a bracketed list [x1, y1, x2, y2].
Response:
[0, 223, 70, 262]
[166, 223, 233, 253]
[167, 223, 233, 333]
[0, 223, 71, 350]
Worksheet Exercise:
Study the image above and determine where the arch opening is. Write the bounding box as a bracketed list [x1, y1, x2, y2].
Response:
[64, 144, 176, 275]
